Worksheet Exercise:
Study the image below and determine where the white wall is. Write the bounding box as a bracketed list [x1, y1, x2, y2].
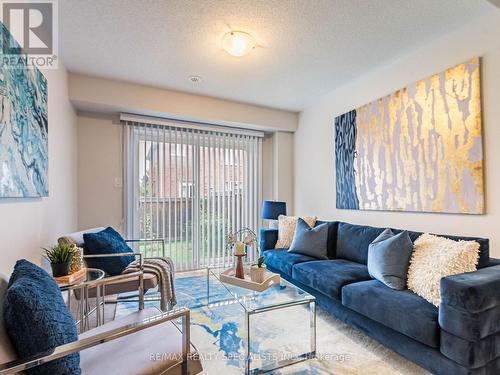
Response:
[294, 11, 500, 257]
[272, 132, 294, 213]
[69, 74, 297, 133]
[0, 65, 78, 274]
[262, 131, 294, 211]
[262, 134, 274, 202]
[77, 113, 123, 232]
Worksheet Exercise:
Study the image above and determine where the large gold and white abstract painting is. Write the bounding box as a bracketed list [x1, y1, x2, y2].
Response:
[335, 58, 484, 214]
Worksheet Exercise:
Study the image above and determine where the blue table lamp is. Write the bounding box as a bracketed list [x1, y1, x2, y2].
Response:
[262, 201, 287, 228]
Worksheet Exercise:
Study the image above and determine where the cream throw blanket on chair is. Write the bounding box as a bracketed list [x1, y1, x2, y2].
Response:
[123, 257, 176, 311]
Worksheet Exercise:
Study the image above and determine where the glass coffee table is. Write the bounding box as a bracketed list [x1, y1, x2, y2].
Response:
[206, 266, 316, 374]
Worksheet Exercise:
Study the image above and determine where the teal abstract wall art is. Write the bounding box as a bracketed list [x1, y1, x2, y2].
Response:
[0, 21, 48, 198]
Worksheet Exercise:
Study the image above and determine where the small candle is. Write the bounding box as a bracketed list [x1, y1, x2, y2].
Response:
[234, 241, 246, 256]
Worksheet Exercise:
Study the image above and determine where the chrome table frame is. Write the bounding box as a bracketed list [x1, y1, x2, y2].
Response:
[59, 268, 105, 332]
[68, 269, 146, 331]
[66, 252, 146, 332]
[206, 267, 316, 374]
[0, 308, 191, 375]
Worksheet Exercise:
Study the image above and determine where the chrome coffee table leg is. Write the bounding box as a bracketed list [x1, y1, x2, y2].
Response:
[310, 300, 316, 357]
[245, 312, 251, 374]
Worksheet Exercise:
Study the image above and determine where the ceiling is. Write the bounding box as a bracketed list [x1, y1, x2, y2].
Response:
[59, 0, 495, 112]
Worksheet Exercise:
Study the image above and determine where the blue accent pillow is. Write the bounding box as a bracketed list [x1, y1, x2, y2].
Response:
[288, 218, 329, 259]
[367, 228, 414, 290]
[4, 260, 80, 375]
[83, 227, 135, 276]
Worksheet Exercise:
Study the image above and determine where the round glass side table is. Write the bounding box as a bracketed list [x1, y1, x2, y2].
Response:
[59, 268, 105, 333]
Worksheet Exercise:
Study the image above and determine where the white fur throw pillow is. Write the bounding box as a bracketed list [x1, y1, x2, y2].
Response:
[407, 233, 479, 306]
[275, 215, 317, 249]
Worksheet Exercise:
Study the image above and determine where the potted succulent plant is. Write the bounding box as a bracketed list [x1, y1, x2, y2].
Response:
[250, 255, 267, 283]
[43, 244, 75, 277]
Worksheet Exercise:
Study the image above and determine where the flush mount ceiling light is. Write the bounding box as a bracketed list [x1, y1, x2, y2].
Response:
[188, 75, 202, 83]
[222, 31, 256, 57]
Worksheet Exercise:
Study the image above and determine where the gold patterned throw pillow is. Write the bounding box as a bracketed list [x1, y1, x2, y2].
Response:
[407, 233, 479, 306]
[275, 215, 317, 249]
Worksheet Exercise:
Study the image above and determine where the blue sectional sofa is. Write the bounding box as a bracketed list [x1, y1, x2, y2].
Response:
[260, 221, 500, 375]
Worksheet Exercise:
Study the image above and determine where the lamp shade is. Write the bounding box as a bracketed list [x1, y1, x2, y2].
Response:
[261, 201, 287, 220]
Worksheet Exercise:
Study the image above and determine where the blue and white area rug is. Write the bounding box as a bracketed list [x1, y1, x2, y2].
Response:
[116, 273, 429, 375]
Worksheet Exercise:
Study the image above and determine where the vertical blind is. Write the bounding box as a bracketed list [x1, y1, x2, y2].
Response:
[123, 116, 263, 271]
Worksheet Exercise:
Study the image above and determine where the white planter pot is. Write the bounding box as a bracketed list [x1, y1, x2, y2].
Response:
[250, 265, 267, 283]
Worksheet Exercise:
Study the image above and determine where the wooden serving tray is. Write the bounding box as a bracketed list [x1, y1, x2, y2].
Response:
[53, 267, 87, 284]
[219, 267, 280, 292]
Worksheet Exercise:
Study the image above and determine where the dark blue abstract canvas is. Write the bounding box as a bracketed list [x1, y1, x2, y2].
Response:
[334, 110, 358, 209]
[0, 22, 48, 197]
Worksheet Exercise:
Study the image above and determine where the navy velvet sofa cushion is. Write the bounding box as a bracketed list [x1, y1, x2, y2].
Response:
[314, 220, 339, 258]
[342, 280, 440, 348]
[337, 222, 385, 264]
[440, 264, 500, 314]
[262, 249, 316, 277]
[292, 259, 371, 300]
[259, 228, 279, 251]
[440, 329, 500, 368]
[83, 227, 135, 276]
[3, 260, 80, 375]
[437, 264, 500, 367]
[336, 221, 490, 268]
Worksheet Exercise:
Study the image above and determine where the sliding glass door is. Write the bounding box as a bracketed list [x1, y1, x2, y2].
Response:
[123, 119, 262, 271]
